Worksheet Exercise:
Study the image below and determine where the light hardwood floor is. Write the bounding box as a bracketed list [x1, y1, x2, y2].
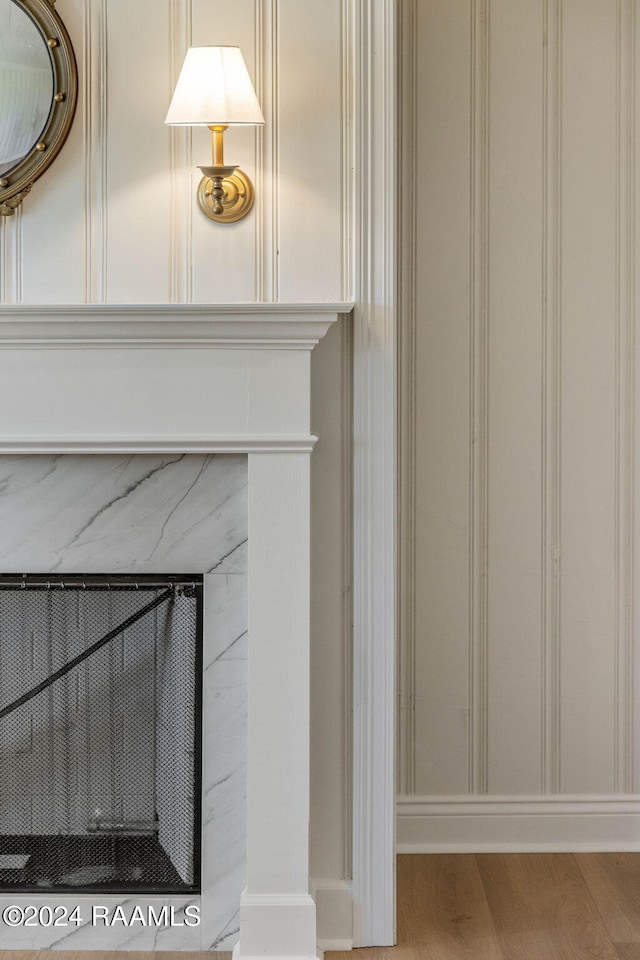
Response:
[328, 853, 640, 960]
[10, 854, 640, 960]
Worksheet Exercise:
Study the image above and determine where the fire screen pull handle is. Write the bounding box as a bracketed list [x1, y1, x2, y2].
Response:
[0, 586, 174, 722]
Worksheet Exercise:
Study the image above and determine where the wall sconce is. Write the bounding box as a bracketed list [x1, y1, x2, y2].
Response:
[166, 46, 264, 223]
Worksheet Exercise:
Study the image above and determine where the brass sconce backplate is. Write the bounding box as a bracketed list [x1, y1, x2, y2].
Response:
[197, 169, 255, 223]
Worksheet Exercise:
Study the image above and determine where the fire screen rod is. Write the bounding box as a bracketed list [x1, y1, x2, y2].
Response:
[0, 579, 198, 591]
[0, 586, 175, 722]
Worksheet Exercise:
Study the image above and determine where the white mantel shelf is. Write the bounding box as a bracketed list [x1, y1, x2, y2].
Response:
[0, 303, 353, 348]
[0, 303, 352, 459]
[0, 302, 349, 959]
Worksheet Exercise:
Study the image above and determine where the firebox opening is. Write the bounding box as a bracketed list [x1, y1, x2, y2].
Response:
[0, 574, 203, 894]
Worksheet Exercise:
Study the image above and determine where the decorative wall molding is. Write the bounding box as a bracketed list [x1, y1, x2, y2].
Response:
[340, 316, 354, 882]
[0, 304, 348, 456]
[351, 0, 397, 948]
[169, 0, 193, 305]
[255, 0, 279, 301]
[83, 0, 107, 303]
[541, 0, 563, 797]
[469, 0, 491, 797]
[0, 208, 21, 305]
[0, 437, 318, 455]
[0, 303, 351, 348]
[614, 0, 636, 794]
[397, 795, 640, 852]
[340, 0, 354, 302]
[397, 0, 417, 799]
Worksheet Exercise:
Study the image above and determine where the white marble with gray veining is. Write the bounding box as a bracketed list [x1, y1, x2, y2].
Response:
[0, 454, 247, 574]
[0, 455, 247, 950]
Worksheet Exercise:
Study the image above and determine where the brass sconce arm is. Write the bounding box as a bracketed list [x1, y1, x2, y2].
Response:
[196, 125, 255, 223]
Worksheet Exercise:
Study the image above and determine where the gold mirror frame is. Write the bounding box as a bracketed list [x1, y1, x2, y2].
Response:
[0, 0, 78, 216]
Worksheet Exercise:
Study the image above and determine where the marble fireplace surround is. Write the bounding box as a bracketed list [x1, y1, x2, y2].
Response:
[0, 302, 352, 960]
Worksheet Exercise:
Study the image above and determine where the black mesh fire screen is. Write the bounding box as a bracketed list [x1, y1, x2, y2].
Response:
[0, 574, 203, 894]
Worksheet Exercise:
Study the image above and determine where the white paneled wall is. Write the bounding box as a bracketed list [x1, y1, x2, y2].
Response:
[398, 0, 640, 850]
[0, 0, 353, 930]
[0, 0, 349, 305]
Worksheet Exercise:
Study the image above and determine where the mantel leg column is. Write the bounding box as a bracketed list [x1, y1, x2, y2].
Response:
[234, 452, 319, 960]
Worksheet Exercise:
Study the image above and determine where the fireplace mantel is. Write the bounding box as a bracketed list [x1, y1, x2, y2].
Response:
[0, 303, 351, 456]
[0, 301, 352, 960]
[0, 303, 346, 346]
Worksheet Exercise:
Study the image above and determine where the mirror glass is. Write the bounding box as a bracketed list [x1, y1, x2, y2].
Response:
[0, 0, 54, 177]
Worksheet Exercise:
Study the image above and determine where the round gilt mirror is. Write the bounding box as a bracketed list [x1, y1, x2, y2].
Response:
[0, 0, 77, 216]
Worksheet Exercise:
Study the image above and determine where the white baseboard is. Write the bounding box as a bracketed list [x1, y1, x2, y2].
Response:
[312, 879, 353, 951]
[397, 795, 640, 852]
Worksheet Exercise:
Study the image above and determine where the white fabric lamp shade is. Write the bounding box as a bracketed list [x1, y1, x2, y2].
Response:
[165, 46, 264, 126]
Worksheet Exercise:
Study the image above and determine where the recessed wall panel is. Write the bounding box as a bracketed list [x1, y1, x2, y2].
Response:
[486, 0, 544, 795]
[277, 0, 344, 302]
[105, 0, 173, 302]
[191, 0, 258, 303]
[412, 0, 473, 797]
[559, 0, 618, 795]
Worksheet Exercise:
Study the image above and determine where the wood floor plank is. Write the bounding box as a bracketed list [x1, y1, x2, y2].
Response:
[0, 953, 41, 960]
[476, 853, 619, 960]
[328, 855, 504, 960]
[615, 947, 640, 960]
[577, 853, 640, 943]
[327, 951, 392, 960]
[399, 853, 504, 959]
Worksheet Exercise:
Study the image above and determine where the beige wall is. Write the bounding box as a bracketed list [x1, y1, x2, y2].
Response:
[0, 0, 352, 916]
[398, 0, 640, 849]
